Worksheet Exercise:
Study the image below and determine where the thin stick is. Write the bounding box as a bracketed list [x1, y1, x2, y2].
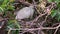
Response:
[8, 29, 11, 34]
[54, 24, 60, 34]
[9, 27, 56, 31]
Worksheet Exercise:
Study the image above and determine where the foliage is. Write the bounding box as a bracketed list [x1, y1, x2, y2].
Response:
[50, 0, 60, 21]
[7, 20, 19, 28]
[0, 0, 15, 13]
[48, 0, 60, 3]
[0, 0, 19, 34]
[11, 30, 19, 34]
[7, 19, 20, 34]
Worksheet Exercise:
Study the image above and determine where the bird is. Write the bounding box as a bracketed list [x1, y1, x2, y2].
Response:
[15, 5, 34, 20]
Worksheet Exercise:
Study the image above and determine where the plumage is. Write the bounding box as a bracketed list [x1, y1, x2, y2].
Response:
[15, 6, 34, 20]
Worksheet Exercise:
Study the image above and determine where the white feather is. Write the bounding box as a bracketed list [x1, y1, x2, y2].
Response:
[15, 6, 34, 20]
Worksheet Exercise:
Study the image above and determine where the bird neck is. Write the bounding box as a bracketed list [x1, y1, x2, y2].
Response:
[29, 5, 34, 8]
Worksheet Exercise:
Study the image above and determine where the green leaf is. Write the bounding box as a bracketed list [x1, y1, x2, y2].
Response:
[55, 0, 60, 3]
[57, 3, 60, 8]
[57, 16, 60, 21]
[57, 11, 60, 21]
[47, 0, 53, 2]
[11, 30, 19, 34]
[51, 10, 57, 18]
[7, 5, 15, 11]
[0, 0, 4, 5]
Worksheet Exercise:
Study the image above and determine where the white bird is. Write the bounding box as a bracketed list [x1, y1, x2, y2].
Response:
[15, 5, 34, 20]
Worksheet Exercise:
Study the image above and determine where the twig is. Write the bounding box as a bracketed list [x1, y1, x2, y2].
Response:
[32, 12, 47, 22]
[54, 24, 60, 34]
[8, 29, 11, 34]
[19, 0, 32, 6]
[40, 2, 56, 26]
[54, 28, 58, 34]
[52, 23, 60, 27]
[9, 27, 56, 31]
[0, 21, 5, 29]
[7, 28, 12, 34]
[32, 3, 54, 22]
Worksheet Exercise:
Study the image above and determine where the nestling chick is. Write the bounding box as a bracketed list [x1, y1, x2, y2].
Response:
[15, 5, 34, 20]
